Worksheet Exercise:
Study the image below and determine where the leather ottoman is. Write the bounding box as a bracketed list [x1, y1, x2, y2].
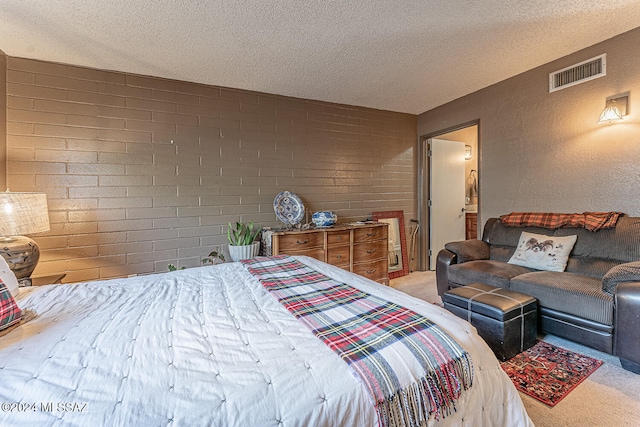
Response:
[443, 283, 537, 360]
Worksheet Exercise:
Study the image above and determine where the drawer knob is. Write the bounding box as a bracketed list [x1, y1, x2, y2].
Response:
[366, 249, 376, 254]
[366, 269, 376, 274]
[336, 254, 342, 259]
[296, 239, 309, 244]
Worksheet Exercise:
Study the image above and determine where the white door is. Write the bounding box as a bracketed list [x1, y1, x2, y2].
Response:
[429, 139, 466, 270]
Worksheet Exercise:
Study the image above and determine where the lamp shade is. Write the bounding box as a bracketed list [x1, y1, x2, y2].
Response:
[598, 105, 623, 123]
[597, 98, 625, 124]
[0, 192, 50, 236]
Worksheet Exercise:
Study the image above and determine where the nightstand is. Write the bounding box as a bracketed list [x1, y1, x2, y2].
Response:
[18, 274, 66, 287]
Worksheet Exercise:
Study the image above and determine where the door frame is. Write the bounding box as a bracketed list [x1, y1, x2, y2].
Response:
[417, 119, 481, 271]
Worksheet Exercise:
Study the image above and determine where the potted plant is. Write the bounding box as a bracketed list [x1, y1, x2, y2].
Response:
[227, 221, 262, 262]
[168, 247, 226, 271]
[202, 250, 225, 266]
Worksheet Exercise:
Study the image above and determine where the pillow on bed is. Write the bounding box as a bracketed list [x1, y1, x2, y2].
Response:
[508, 231, 577, 272]
[0, 278, 22, 332]
[0, 255, 19, 297]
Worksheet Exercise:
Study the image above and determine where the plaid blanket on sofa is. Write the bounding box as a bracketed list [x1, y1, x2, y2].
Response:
[500, 211, 623, 232]
[241, 255, 473, 427]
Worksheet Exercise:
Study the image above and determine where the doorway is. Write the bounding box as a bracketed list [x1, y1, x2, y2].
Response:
[417, 122, 480, 271]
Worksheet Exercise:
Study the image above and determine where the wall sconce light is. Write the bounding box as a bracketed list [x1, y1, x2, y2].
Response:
[0, 192, 50, 285]
[464, 145, 472, 160]
[598, 95, 629, 124]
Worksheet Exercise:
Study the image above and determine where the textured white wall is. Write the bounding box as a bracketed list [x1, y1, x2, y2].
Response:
[418, 27, 640, 229]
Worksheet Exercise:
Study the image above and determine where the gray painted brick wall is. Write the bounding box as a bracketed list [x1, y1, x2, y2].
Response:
[6, 57, 416, 282]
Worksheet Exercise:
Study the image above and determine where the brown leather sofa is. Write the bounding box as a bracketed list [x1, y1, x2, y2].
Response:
[436, 216, 640, 374]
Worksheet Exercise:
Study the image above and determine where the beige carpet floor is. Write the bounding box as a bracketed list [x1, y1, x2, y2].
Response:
[390, 271, 640, 427]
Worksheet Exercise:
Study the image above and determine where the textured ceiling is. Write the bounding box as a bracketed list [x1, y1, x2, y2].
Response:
[2, 1, 640, 114]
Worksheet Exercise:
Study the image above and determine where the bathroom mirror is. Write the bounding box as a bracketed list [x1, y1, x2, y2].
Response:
[372, 210, 409, 280]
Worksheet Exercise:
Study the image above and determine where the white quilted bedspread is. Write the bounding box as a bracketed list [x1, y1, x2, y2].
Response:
[0, 257, 532, 427]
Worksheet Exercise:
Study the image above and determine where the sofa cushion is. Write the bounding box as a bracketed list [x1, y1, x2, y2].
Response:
[448, 260, 533, 289]
[444, 239, 490, 263]
[602, 261, 640, 295]
[482, 218, 551, 248]
[489, 245, 517, 263]
[507, 231, 577, 272]
[554, 216, 640, 264]
[564, 257, 623, 279]
[511, 271, 613, 325]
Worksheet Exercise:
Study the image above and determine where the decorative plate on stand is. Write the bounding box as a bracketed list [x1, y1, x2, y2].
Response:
[273, 191, 305, 226]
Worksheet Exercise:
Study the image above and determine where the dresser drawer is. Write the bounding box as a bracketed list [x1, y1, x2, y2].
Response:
[353, 239, 386, 262]
[281, 247, 325, 261]
[353, 225, 388, 243]
[326, 230, 351, 245]
[326, 245, 351, 267]
[353, 258, 388, 283]
[268, 224, 388, 284]
[276, 232, 324, 251]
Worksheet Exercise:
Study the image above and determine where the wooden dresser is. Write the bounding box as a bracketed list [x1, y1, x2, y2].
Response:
[269, 223, 389, 285]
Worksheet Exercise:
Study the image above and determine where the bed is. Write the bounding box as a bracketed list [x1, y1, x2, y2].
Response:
[0, 256, 533, 426]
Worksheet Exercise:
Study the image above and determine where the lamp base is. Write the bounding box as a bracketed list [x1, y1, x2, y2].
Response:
[0, 235, 41, 279]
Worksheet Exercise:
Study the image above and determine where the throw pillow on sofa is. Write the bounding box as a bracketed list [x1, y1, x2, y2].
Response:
[508, 231, 577, 272]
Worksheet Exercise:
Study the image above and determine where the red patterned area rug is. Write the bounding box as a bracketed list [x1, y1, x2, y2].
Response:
[500, 341, 603, 406]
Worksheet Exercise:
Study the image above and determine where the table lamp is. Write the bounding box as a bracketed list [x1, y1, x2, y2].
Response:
[0, 192, 50, 285]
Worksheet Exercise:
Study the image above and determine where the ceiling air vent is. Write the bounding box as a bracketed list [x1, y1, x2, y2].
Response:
[549, 54, 606, 92]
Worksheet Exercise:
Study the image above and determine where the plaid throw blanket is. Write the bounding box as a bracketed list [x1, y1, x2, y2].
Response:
[241, 255, 473, 426]
[500, 211, 623, 232]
